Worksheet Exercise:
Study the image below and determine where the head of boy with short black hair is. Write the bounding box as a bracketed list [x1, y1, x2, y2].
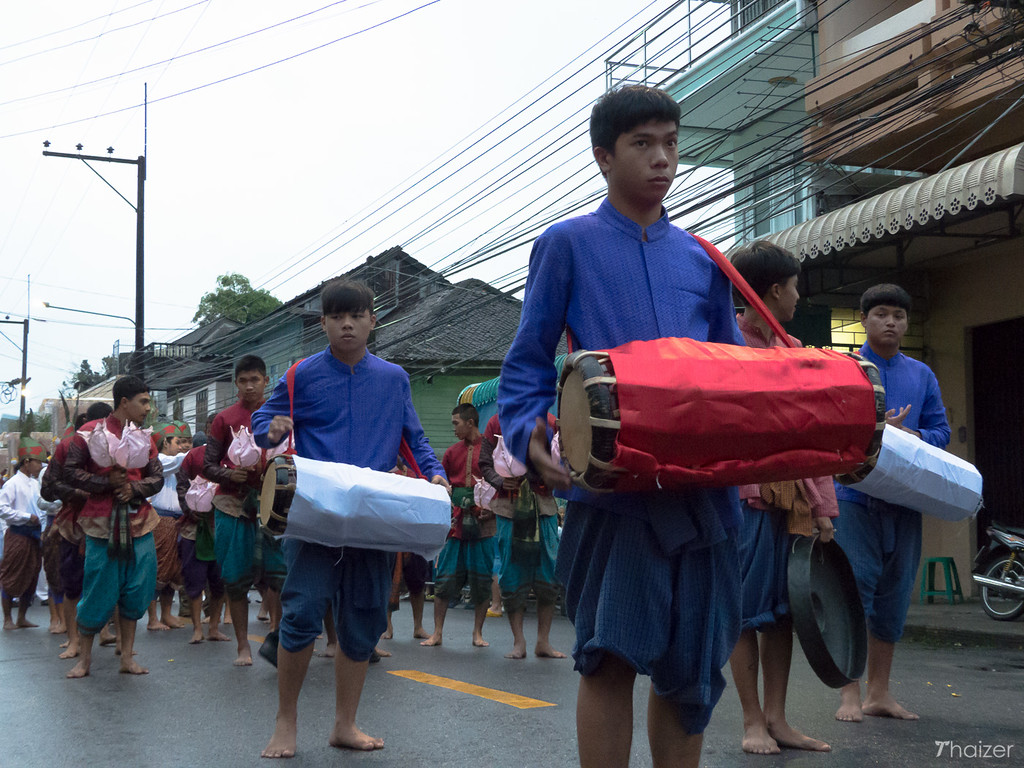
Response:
[319, 278, 377, 367]
[234, 355, 269, 409]
[730, 240, 802, 324]
[860, 283, 912, 359]
[112, 376, 151, 427]
[450, 403, 479, 443]
[590, 85, 681, 229]
[86, 402, 114, 422]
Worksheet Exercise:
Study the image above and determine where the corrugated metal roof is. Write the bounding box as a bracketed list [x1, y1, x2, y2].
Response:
[767, 142, 1024, 261]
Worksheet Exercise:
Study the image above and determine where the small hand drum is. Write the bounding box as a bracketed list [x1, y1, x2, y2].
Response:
[788, 535, 867, 688]
[260, 454, 296, 536]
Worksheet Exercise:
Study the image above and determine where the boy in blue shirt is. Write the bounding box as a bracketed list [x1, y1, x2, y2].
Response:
[834, 283, 950, 723]
[253, 279, 448, 759]
[499, 85, 744, 768]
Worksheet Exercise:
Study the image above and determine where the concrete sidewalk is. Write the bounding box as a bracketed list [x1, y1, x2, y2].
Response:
[903, 595, 1024, 649]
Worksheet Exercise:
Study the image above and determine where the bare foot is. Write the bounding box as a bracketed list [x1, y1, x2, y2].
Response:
[534, 642, 566, 659]
[16, 618, 38, 629]
[374, 646, 392, 658]
[147, 620, 170, 631]
[66, 660, 90, 678]
[189, 631, 205, 644]
[60, 639, 70, 648]
[420, 633, 442, 647]
[862, 695, 919, 720]
[472, 634, 489, 648]
[234, 648, 253, 666]
[161, 615, 186, 629]
[835, 700, 863, 722]
[49, 621, 67, 634]
[741, 723, 780, 755]
[99, 632, 117, 646]
[768, 722, 830, 752]
[119, 658, 149, 675]
[2, 620, 15, 631]
[328, 723, 384, 751]
[114, 647, 138, 657]
[505, 645, 527, 660]
[261, 715, 297, 759]
[208, 628, 230, 642]
[381, 629, 393, 640]
[257, 610, 269, 622]
[412, 627, 429, 639]
[319, 642, 337, 658]
[59, 644, 80, 659]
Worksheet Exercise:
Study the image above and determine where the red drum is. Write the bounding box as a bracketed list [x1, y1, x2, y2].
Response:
[557, 337, 885, 493]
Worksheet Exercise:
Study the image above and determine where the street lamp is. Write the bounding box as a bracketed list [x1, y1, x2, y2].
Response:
[41, 302, 136, 327]
[41, 302, 136, 376]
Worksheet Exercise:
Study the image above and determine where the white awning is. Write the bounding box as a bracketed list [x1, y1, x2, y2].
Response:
[767, 142, 1024, 261]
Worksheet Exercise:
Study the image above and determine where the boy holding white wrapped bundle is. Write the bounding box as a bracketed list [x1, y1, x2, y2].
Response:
[63, 376, 164, 678]
[253, 278, 449, 759]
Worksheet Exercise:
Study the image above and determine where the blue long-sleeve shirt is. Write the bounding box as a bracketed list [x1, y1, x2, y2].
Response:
[836, 343, 950, 505]
[251, 348, 445, 481]
[497, 199, 745, 552]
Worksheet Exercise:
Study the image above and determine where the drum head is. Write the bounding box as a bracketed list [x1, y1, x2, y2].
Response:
[559, 366, 594, 474]
[788, 536, 867, 688]
[259, 461, 278, 528]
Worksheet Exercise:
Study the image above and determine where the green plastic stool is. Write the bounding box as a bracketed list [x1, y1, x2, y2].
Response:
[919, 557, 964, 604]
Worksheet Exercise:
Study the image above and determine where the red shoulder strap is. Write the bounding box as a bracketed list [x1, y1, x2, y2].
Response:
[691, 233, 796, 349]
[285, 359, 304, 421]
[398, 438, 426, 480]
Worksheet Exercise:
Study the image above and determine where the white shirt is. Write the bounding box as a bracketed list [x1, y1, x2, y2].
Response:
[0, 470, 44, 527]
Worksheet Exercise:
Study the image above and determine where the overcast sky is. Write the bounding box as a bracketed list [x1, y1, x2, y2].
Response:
[0, 0, 682, 414]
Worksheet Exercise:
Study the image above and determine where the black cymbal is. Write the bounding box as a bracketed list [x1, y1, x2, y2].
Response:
[788, 535, 867, 688]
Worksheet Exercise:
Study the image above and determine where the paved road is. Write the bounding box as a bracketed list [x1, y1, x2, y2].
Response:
[1, 597, 1021, 767]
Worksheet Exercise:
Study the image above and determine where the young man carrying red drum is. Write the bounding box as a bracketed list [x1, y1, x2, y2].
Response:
[727, 240, 838, 755]
[203, 355, 284, 667]
[834, 284, 950, 722]
[252, 278, 448, 759]
[499, 85, 746, 768]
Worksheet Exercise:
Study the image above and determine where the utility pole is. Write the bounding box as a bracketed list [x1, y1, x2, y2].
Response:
[42, 145, 146, 374]
[0, 318, 29, 425]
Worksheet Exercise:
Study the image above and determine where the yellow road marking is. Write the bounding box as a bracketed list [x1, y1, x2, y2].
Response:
[250, 635, 265, 643]
[388, 670, 556, 709]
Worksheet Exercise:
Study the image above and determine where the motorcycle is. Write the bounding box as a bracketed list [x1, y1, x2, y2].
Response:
[972, 521, 1024, 621]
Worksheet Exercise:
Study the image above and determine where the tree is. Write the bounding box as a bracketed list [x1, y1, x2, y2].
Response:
[62, 359, 105, 395]
[193, 273, 281, 325]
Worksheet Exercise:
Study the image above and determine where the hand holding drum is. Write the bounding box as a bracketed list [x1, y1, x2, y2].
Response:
[267, 416, 294, 445]
[528, 417, 570, 491]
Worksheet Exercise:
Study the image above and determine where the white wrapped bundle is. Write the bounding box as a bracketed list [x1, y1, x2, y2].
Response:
[282, 455, 452, 560]
[845, 425, 983, 521]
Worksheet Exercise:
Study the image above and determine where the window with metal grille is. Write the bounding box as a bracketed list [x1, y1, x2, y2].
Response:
[732, 0, 787, 34]
[195, 389, 208, 432]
